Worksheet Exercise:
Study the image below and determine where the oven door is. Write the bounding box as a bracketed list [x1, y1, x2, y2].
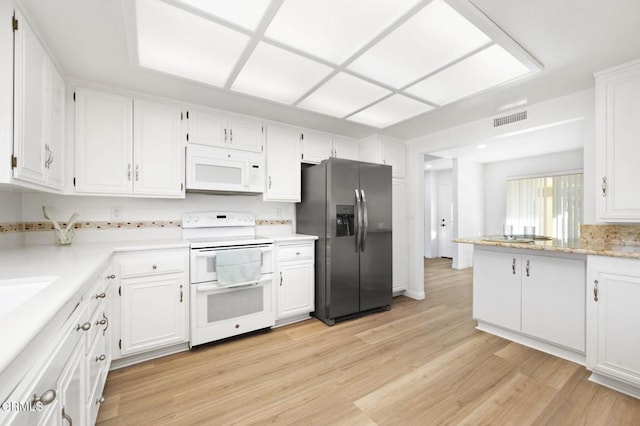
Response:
[191, 244, 274, 284]
[190, 276, 275, 346]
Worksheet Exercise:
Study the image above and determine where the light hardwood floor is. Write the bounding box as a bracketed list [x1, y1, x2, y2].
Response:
[97, 258, 640, 425]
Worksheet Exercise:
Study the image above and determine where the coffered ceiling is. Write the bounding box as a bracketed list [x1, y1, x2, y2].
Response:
[17, 0, 640, 139]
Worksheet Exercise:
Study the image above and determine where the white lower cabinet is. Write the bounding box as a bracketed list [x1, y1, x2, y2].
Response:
[473, 246, 586, 359]
[0, 263, 113, 426]
[587, 256, 640, 398]
[276, 240, 315, 325]
[115, 249, 189, 357]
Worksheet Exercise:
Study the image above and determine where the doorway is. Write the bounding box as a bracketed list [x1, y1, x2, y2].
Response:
[438, 183, 454, 258]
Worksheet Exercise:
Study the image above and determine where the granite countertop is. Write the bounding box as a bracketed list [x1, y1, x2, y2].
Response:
[454, 236, 640, 259]
[0, 239, 187, 402]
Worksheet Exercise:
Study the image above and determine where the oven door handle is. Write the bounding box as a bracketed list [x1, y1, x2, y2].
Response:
[194, 247, 272, 257]
[195, 276, 272, 292]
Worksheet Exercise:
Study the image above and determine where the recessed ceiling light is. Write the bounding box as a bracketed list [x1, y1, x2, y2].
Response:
[348, 0, 491, 88]
[172, 0, 272, 31]
[135, 0, 249, 87]
[346, 94, 433, 128]
[264, 0, 421, 64]
[425, 164, 433, 169]
[232, 42, 334, 105]
[298, 73, 391, 118]
[405, 44, 531, 105]
[477, 144, 487, 149]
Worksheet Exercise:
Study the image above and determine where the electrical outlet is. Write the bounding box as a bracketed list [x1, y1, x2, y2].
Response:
[111, 206, 122, 220]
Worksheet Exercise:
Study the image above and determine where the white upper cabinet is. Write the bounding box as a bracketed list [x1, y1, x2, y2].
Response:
[186, 107, 263, 153]
[264, 124, 300, 202]
[133, 99, 184, 196]
[75, 88, 184, 197]
[75, 89, 133, 194]
[301, 130, 359, 164]
[12, 8, 65, 191]
[358, 134, 405, 178]
[595, 59, 640, 221]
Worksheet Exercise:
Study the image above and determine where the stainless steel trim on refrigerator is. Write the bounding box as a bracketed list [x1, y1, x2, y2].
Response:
[361, 189, 368, 252]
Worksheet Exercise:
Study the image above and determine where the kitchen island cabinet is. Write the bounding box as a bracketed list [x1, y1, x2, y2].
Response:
[473, 245, 586, 363]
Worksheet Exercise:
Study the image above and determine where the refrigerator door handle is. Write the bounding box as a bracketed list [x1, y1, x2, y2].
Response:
[360, 189, 368, 252]
[355, 189, 362, 253]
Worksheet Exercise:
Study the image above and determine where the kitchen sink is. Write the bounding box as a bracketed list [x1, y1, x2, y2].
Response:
[0, 276, 58, 321]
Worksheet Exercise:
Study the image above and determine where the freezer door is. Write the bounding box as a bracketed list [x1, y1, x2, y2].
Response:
[359, 162, 393, 311]
[327, 159, 361, 318]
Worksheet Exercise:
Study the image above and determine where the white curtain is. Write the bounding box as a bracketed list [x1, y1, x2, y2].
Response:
[506, 173, 583, 240]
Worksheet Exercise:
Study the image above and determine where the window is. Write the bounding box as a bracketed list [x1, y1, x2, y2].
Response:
[505, 172, 583, 240]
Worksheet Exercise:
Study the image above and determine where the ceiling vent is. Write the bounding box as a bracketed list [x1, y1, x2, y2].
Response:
[493, 110, 527, 128]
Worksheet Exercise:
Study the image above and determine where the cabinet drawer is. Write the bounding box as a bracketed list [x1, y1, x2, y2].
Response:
[121, 256, 186, 278]
[87, 330, 107, 402]
[278, 243, 314, 262]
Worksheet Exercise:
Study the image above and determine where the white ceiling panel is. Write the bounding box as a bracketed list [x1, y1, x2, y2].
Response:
[264, 0, 421, 64]
[348, 0, 491, 88]
[232, 42, 334, 104]
[406, 44, 532, 105]
[298, 73, 391, 118]
[136, 0, 250, 87]
[347, 95, 433, 128]
[171, 0, 272, 31]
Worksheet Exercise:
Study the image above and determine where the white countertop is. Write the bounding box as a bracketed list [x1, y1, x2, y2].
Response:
[270, 233, 318, 242]
[0, 239, 187, 402]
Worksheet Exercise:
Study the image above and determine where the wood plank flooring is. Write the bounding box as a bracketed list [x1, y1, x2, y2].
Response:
[97, 258, 640, 425]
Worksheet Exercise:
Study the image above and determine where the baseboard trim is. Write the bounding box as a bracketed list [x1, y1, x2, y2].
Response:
[110, 343, 190, 370]
[589, 372, 640, 400]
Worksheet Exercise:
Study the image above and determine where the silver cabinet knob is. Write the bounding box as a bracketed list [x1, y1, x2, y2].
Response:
[95, 292, 106, 299]
[106, 274, 116, 279]
[76, 322, 91, 332]
[97, 318, 107, 326]
[96, 396, 105, 405]
[32, 389, 56, 406]
[152, 264, 157, 270]
[96, 354, 106, 362]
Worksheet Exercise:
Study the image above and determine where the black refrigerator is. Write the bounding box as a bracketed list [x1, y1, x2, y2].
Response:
[297, 158, 392, 325]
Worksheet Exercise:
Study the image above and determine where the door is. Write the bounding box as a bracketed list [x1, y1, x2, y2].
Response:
[333, 136, 358, 161]
[439, 183, 454, 258]
[301, 130, 332, 163]
[359, 162, 393, 311]
[75, 89, 133, 194]
[58, 339, 86, 426]
[133, 99, 184, 196]
[187, 107, 227, 148]
[264, 125, 300, 202]
[46, 62, 65, 189]
[227, 115, 263, 153]
[278, 262, 314, 318]
[327, 159, 360, 318]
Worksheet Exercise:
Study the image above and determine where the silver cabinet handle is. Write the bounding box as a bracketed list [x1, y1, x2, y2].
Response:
[32, 389, 56, 406]
[512, 258, 516, 275]
[102, 313, 109, 334]
[62, 406, 73, 426]
[76, 322, 91, 332]
[96, 396, 105, 405]
[127, 164, 131, 181]
[230, 128, 233, 143]
[95, 292, 106, 299]
[602, 177, 607, 197]
[135, 164, 139, 181]
[106, 274, 116, 279]
[180, 284, 183, 303]
[96, 354, 106, 362]
[525, 259, 530, 277]
[97, 318, 107, 326]
[268, 176, 272, 189]
[152, 264, 157, 270]
[280, 271, 283, 286]
[594, 279, 599, 302]
[224, 128, 228, 143]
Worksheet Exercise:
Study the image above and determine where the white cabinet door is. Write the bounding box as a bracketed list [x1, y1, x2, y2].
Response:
[133, 99, 184, 197]
[187, 107, 227, 148]
[121, 273, 187, 355]
[473, 248, 521, 331]
[521, 254, 585, 352]
[227, 115, 263, 153]
[13, 8, 46, 186]
[301, 130, 332, 164]
[333, 136, 358, 161]
[278, 263, 314, 318]
[588, 256, 640, 387]
[596, 60, 640, 221]
[392, 179, 407, 292]
[75, 89, 133, 194]
[46, 63, 65, 189]
[58, 339, 85, 426]
[381, 138, 405, 178]
[265, 125, 301, 202]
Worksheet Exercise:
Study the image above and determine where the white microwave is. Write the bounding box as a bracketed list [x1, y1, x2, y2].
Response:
[186, 145, 264, 194]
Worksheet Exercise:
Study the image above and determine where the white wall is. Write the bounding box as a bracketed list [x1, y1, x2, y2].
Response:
[453, 160, 484, 269]
[484, 149, 584, 236]
[405, 89, 595, 297]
